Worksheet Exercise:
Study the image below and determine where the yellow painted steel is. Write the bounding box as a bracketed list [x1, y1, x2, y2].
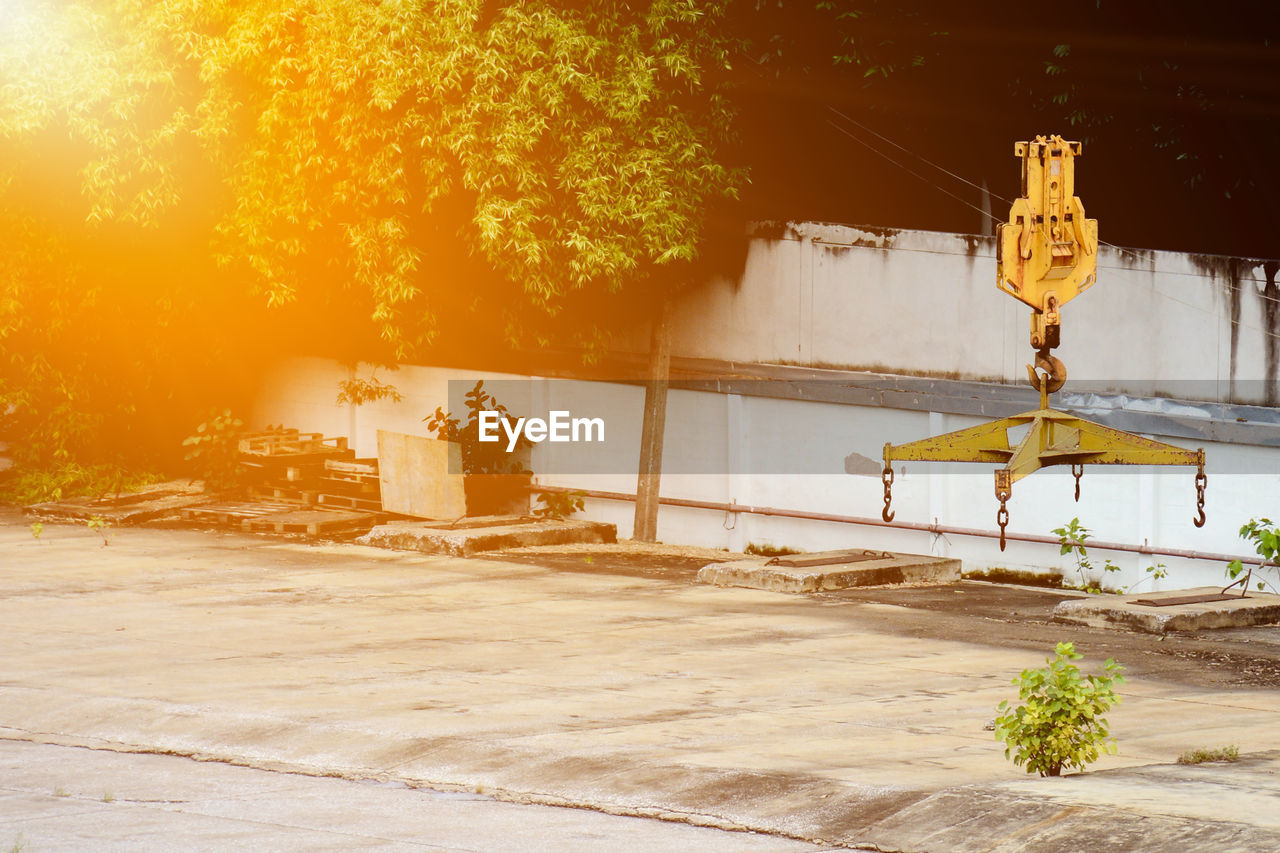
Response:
[878, 136, 1207, 547]
[883, 411, 1203, 488]
[997, 136, 1099, 321]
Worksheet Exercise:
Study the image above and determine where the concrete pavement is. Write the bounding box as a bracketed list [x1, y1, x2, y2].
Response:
[4, 509, 1280, 850]
[0, 739, 828, 852]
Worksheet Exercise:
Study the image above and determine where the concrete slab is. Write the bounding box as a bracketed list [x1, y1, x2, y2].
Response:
[1054, 586, 1280, 633]
[0, 740, 825, 853]
[25, 480, 209, 525]
[356, 517, 616, 556]
[6, 511, 1280, 850]
[697, 550, 961, 592]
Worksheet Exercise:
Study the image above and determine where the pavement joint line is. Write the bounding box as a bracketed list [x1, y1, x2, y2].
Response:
[4, 736, 859, 850]
[4, 788, 461, 851]
[1107, 691, 1280, 713]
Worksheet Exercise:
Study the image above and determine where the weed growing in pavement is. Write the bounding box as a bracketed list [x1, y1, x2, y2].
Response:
[1121, 562, 1169, 594]
[8, 831, 27, 853]
[994, 642, 1124, 777]
[52, 786, 69, 797]
[1177, 745, 1239, 765]
[102, 790, 115, 803]
[29, 521, 42, 539]
[1225, 518, 1280, 595]
[86, 515, 111, 546]
[1053, 518, 1122, 593]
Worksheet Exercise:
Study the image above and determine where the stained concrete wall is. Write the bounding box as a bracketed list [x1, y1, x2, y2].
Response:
[632, 222, 1280, 405]
[253, 356, 1280, 593]
[252, 222, 1280, 590]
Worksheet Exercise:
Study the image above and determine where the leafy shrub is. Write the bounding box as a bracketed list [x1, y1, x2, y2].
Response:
[336, 374, 403, 407]
[994, 642, 1125, 777]
[0, 461, 159, 506]
[1226, 518, 1280, 594]
[181, 411, 245, 491]
[424, 380, 529, 476]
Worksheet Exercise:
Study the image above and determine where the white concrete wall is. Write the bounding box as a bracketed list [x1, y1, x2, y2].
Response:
[251, 222, 1280, 591]
[254, 356, 1279, 593]
[638, 223, 1279, 404]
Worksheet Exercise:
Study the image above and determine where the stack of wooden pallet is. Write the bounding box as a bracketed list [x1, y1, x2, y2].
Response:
[183, 427, 383, 536]
[316, 459, 382, 512]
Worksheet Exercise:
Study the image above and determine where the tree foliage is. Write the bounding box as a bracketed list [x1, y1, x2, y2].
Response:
[731, 0, 1280, 257]
[2, 1, 741, 351]
[0, 1, 742, 484]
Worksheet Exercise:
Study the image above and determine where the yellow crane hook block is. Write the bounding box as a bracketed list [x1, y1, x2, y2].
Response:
[878, 135, 1207, 551]
[997, 136, 1098, 364]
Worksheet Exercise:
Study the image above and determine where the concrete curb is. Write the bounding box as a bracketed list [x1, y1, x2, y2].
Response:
[1053, 586, 1280, 633]
[357, 518, 616, 556]
[697, 552, 961, 593]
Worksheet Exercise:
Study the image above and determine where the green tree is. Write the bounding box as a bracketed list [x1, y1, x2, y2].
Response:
[0, 1, 743, 489]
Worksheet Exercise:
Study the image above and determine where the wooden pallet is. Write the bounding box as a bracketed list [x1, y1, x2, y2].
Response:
[183, 500, 300, 525]
[317, 493, 383, 512]
[317, 457, 381, 510]
[318, 475, 380, 496]
[242, 508, 374, 536]
[324, 458, 378, 478]
[239, 430, 350, 457]
[248, 485, 318, 506]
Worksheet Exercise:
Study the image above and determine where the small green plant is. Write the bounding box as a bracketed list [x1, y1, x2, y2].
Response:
[86, 515, 111, 546]
[1121, 562, 1168, 594]
[336, 373, 404, 407]
[533, 489, 585, 519]
[102, 790, 115, 803]
[1225, 518, 1280, 595]
[1177, 745, 1239, 765]
[1053, 518, 1121, 593]
[9, 830, 28, 853]
[53, 786, 69, 797]
[994, 642, 1125, 777]
[29, 521, 42, 539]
[182, 410, 245, 492]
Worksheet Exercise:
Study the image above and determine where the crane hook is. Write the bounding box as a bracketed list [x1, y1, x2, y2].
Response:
[881, 463, 895, 522]
[1194, 466, 1207, 528]
[1025, 349, 1067, 395]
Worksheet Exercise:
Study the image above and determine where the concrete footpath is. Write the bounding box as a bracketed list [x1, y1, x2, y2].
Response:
[4, 509, 1280, 851]
[0, 739, 825, 852]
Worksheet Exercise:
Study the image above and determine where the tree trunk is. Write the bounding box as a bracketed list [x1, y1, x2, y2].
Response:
[633, 295, 673, 542]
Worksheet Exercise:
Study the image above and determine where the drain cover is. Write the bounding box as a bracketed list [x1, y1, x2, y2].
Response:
[765, 549, 894, 568]
[1131, 592, 1246, 607]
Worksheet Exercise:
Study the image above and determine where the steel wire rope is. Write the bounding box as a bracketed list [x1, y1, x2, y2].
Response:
[823, 111, 1280, 339]
[824, 119, 1004, 227]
